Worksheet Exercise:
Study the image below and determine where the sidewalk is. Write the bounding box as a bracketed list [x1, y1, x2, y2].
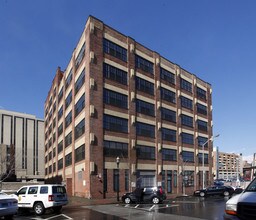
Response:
[67, 196, 118, 207]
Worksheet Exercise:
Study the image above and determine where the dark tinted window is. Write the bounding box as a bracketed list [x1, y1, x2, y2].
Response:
[52, 186, 66, 194]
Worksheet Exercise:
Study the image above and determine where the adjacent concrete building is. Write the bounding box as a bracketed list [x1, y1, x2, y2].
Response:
[44, 16, 214, 199]
[0, 109, 44, 180]
[213, 147, 243, 181]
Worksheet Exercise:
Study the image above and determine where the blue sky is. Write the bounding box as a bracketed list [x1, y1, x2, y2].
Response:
[1, 0, 256, 159]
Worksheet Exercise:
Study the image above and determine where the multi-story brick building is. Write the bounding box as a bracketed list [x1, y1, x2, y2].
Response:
[44, 16, 213, 199]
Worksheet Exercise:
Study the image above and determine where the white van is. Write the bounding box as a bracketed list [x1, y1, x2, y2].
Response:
[225, 178, 256, 220]
[15, 184, 68, 215]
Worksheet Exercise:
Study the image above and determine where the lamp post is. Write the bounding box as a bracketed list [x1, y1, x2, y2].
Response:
[202, 134, 220, 189]
[116, 156, 120, 202]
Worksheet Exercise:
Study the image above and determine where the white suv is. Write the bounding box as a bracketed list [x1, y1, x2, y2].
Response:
[14, 184, 68, 215]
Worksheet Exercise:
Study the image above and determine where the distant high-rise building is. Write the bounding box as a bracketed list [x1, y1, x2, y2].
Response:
[0, 109, 44, 180]
[44, 16, 213, 199]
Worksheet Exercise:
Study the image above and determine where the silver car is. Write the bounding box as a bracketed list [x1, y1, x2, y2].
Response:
[0, 192, 18, 219]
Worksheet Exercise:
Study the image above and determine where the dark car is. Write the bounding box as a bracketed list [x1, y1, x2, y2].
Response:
[194, 185, 235, 197]
[122, 186, 166, 204]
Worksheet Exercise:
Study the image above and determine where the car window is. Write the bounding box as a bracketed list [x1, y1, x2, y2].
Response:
[17, 187, 27, 195]
[40, 186, 48, 194]
[28, 187, 38, 194]
[246, 179, 256, 191]
[52, 186, 66, 194]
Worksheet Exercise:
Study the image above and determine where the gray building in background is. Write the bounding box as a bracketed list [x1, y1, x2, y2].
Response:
[0, 109, 44, 180]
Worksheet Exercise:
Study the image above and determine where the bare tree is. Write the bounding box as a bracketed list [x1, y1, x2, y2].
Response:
[0, 144, 16, 190]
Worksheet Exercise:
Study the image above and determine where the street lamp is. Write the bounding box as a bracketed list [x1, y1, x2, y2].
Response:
[116, 156, 120, 202]
[201, 134, 220, 189]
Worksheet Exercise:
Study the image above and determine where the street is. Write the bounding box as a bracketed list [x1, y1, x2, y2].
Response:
[11, 195, 231, 220]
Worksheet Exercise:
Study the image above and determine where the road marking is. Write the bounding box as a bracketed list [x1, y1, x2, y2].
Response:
[135, 204, 140, 208]
[149, 205, 155, 211]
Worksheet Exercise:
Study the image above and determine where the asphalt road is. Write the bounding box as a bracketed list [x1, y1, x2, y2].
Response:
[11, 196, 231, 220]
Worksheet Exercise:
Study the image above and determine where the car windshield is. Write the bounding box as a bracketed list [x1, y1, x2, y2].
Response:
[245, 178, 256, 192]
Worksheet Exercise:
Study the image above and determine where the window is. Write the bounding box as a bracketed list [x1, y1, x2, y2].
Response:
[53, 163, 56, 172]
[75, 93, 85, 117]
[162, 128, 176, 142]
[75, 119, 85, 140]
[167, 171, 173, 193]
[65, 131, 72, 147]
[161, 87, 176, 103]
[103, 63, 127, 85]
[58, 106, 63, 120]
[58, 123, 63, 136]
[197, 103, 207, 115]
[182, 151, 194, 162]
[136, 99, 155, 116]
[135, 55, 153, 74]
[181, 114, 193, 127]
[65, 152, 72, 167]
[40, 186, 48, 194]
[162, 149, 177, 161]
[198, 136, 208, 147]
[136, 145, 155, 160]
[65, 91, 72, 108]
[103, 89, 128, 109]
[75, 69, 85, 94]
[197, 87, 206, 100]
[136, 122, 155, 138]
[75, 144, 85, 163]
[103, 114, 128, 133]
[180, 78, 192, 93]
[65, 111, 72, 128]
[103, 39, 127, 62]
[197, 120, 208, 132]
[58, 141, 63, 154]
[75, 43, 85, 69]
[183, 171, 194, 187]
[198, 153, 209, 164]
[103, 141, 128, 157]
[58, 158, 63, 170]
[160, 68, 175, 84]
[136, 77, 154, 95]
[58, 87, 63, 102]
[180, 96, 193, 109]
[65, 69, 73, 90]
[181, 133, 194, 145]
[28, 187, 38, 194]
[161, 107, 176, 123]
[49, 165, 52, 174]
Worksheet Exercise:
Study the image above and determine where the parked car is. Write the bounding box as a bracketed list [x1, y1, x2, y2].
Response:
[225, 178, 256, 220]
[194, 185, 235, 197]
[122, 186, 166, 204]
[0, 192, 18, 219]
[13, 184, 68, 215]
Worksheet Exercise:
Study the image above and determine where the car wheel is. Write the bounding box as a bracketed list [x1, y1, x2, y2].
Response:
[199, 192, 205, 197]
[52, 206, 62, 213]
[152, 197, 160, 204]
[124, 197, 131, 204]
[33, 202, 45, 215]
[224, 191, 230, 196]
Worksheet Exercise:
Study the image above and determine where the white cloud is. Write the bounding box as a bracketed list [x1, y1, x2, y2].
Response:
[243, 155, 253, 163]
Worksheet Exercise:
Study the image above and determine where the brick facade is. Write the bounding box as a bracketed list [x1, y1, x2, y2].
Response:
[44, 16, 213, 199]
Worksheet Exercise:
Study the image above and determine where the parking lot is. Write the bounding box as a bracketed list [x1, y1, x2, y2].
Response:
[9, 195, 232, 220]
